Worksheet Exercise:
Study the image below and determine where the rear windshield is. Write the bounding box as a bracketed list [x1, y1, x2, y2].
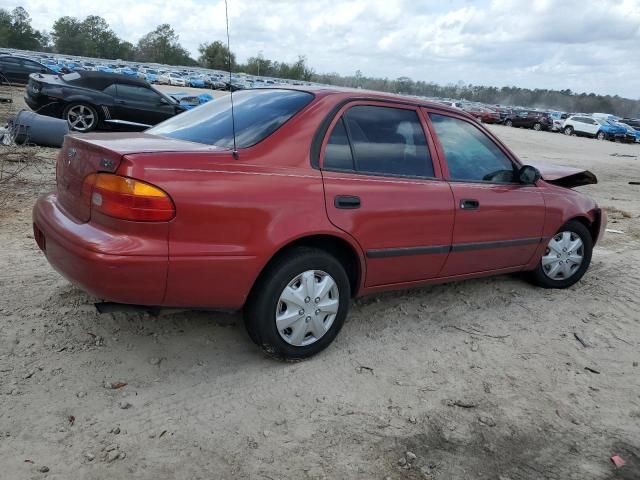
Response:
[147, 89, 314, 148]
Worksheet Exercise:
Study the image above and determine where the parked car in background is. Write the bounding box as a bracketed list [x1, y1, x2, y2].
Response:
[493, 106, 513, 123]
[32, 87, 605, 360]
[0, 55, 58, 84]
[160, 72, 188, 87]
[24, 70, 185, 132]
[549, 112, 569, 132]
[187, 76, 206, 88]
[461, 104, 501, 123]
[563, 115, 626, 140]
[504, 110, 553, 131]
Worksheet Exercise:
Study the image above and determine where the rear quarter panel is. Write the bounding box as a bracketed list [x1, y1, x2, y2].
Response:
[117, 93, 364, 308]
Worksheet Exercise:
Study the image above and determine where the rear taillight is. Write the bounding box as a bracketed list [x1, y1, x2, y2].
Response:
[82, 173, 175, 222]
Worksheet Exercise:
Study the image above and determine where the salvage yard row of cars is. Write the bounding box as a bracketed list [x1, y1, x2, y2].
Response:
[437, 99, 640, 143]
[2, 49, 639, 141]
[0, 50, 307, 91]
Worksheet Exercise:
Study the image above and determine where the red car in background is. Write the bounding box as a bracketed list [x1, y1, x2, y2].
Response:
[33, 87, 606, 360]
[461, 104, 502, 124]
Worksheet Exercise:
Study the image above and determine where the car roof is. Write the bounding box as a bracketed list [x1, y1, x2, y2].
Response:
[258, 85, 467, 116]
[63, 70, 150, 90]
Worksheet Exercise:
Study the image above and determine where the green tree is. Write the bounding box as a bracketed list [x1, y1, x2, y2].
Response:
[198, 41, 235, 70]
[136, 24, 196, 65]
[51, 16, 86, 55]
[0, 7, 48, 50]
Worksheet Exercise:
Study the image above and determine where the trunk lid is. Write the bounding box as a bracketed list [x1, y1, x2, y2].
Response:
[529, 162, 598, 188]
[56, 132, 224, 222]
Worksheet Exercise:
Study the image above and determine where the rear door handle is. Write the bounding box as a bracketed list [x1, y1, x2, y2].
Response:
[460, 199, 479, 210]
[335, 195, 361, 209]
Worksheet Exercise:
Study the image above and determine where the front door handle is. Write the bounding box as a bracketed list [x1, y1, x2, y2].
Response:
[335, 195, 361, 209]
[460, 199, 479, 210]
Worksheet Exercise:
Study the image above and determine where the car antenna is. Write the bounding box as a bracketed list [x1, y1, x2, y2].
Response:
[224, 0, 239, 160]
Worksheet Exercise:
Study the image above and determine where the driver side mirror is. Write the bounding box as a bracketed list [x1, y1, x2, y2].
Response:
[518, 165, 541, 184]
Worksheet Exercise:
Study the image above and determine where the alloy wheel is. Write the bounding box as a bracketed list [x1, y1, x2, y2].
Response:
[67, 105, 96, 132]
[275, 270, 339, 347]
[541, 231, 584, 280]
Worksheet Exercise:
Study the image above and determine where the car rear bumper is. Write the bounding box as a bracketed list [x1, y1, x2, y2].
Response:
[33, 193, 168, 305]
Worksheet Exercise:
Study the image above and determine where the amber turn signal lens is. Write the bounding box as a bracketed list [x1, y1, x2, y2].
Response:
[85, 173, 175, 222]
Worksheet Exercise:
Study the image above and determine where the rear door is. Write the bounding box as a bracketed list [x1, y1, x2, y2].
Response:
[320, 102, 455, 287]
[426, 110, 545, 276]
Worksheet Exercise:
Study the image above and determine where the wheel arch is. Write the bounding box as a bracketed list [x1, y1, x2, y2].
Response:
[249, 233, 365, 301]
[567, 215, 598, 243]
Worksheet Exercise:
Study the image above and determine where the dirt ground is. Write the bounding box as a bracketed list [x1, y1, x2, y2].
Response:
[1, 88, 639, 480]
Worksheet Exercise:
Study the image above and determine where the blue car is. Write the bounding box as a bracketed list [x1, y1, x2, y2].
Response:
[96, 65, 115, 73]
[168, 92, 214, 110]
[118, 67, 138, 77]
[188, 77, 206, 88]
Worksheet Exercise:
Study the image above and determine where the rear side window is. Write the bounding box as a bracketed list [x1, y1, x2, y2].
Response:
[429, 113, 516, 183]
[324, 118, 354, 171]
[324, 105, 434, 178]
[148, 89, 313, 148]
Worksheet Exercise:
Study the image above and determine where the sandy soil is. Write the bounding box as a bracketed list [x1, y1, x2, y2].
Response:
[1, 89, 639, 479]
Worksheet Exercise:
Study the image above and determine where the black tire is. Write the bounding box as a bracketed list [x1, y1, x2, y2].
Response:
[563, 126, 574, 136]
[596, 131, 606, 141]
[529, 220, 593, 289]
[63, 102, 99, 132]
[533, 122, 542, 131]
[244, 247, 351, 360]
[505, 119, 513, 127]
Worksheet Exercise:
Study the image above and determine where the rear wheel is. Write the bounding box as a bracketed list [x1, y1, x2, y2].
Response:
[244, 247, 351, 360]
[505, 119, 513, 127]
[563, 126, 574, 136]
[529, 220, 592, 289]
[63, 103, 98, 132]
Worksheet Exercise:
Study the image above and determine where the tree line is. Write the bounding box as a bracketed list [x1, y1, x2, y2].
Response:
[1, 6, 638, 116]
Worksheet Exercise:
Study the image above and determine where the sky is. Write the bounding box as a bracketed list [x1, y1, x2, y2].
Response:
[6, 0, 640, 98]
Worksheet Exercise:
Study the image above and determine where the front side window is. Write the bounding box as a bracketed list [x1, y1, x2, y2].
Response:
[116, 84, 161, 102]
[339, 105, 434, 177]
[429, 113, 516, 183]
[148, 89, 314, 148]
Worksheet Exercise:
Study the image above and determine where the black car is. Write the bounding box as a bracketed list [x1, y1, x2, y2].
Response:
[504, 110, 553, 131]
[24, 70, 186, 132]
[0, 55, 57, 85]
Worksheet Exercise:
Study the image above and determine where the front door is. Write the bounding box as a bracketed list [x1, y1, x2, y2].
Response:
[426, 111, 545, 276]
[320, 102, 455, 287]
[114, 84, 175, 126]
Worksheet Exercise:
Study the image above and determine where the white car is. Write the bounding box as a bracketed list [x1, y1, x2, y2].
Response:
[563, 115, 604, 139]
[159, 73, 187, 87]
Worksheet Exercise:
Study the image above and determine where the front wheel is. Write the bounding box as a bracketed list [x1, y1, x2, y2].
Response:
[505, 119, 513, 127]
[63, 103, 98, 132]
[563, 126, 574, 136]
[533, 122, 542, 131]
[244, 247, 351, 360]
[596, 131, 606, 140]
[529, 220, 593, 289]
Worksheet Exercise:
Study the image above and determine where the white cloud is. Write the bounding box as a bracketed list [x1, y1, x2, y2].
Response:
[4, 0, 640, 97]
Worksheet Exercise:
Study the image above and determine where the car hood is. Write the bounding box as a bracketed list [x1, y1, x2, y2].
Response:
[528, 162, 598, 188]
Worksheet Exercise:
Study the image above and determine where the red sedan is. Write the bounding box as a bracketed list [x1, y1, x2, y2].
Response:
[33, 87, 606, 359]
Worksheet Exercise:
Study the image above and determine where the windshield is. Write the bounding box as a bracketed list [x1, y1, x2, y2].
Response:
[146, 69, 158, 74]
[148, 89, 314, 148]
